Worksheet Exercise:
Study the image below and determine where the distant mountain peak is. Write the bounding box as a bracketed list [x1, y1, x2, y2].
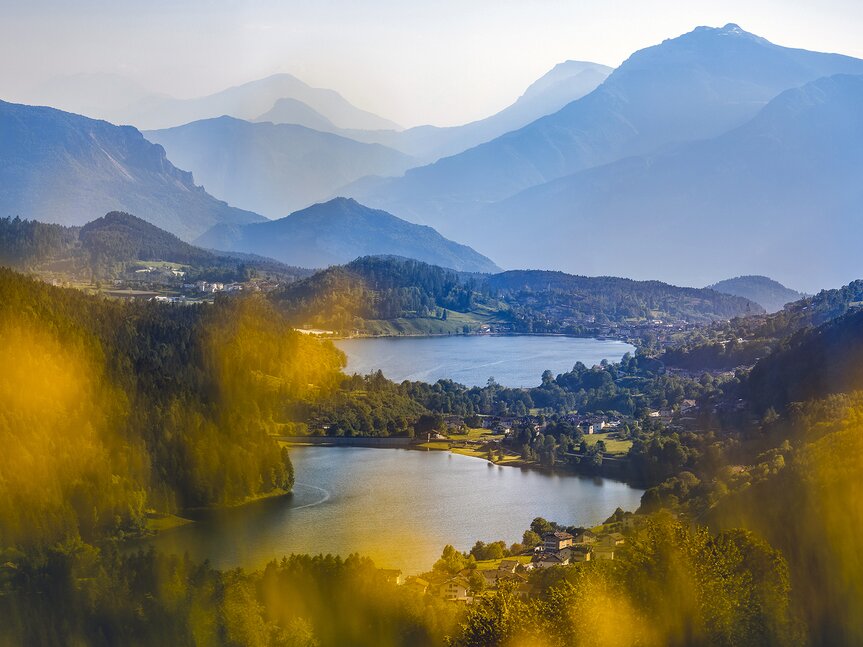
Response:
[688, 22, 770, 44]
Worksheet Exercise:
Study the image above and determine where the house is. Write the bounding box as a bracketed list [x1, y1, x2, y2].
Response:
[497, 571, 528, 587]
[533, 552, 570, 569]
[573, 530, 597, 544]
[599, 532, 625, 547]
[593, 545, 615, 561]
[479, 569, 500, 586]
[379, 569, 403, 585]
[542, 531, 574, 551]
[497, 559, 520, 574]
[570, 546, 592, 562]
[440, 576, 471, 601]
[404, 577, 429, 595]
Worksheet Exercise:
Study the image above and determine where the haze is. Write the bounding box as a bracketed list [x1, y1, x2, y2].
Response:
[2, 0, 862, 127]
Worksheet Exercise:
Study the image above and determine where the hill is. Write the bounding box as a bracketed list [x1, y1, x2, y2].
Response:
[479, 73, 863, 292]
[145, 117, 415, 218]
[708, 276, 803, 313]
[0, 212, 311, 283]
[346, 24, 863, 235]
[0, 100, 265, 241]
[194, 198, 500, 273]
[272, 256, 761, 335]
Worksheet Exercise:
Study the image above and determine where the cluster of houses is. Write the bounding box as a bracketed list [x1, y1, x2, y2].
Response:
[396, 526, 631, 603]
[479, 413, 625, 438]
[183, 280, 244, 294]
[532, 529, 626, 569]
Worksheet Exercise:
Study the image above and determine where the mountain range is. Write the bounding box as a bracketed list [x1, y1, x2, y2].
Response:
[0, 100, 264, 241]
[195, 197, 500, 272]
[345, 24, 863, 235]
[316, 60, 612, 163]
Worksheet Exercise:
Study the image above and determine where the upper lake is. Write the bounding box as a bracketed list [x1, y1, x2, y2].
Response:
[334, 335, 635, 387]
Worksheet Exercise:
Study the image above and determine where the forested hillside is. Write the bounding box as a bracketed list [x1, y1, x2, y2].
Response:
[0, 269, 344, 548]
[273, 257, 761, 334]
[661, 279, 863, 370]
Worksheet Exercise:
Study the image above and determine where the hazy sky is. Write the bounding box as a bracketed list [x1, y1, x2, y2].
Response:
[2, 0, 862, 127]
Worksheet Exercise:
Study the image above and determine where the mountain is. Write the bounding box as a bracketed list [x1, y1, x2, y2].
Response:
[145, 116, 415, 218]
[195, 197, 500, 272]
[107, 73, 400, 131]
[346, 24, 863, 233]
[708, 276, 803, 313]
[0, 100, 265, 241]
[477, 73, 863, 292]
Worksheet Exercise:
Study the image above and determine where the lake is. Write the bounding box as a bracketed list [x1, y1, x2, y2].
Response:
[335, 335, 635, 387]
[141, 446, 644, 574]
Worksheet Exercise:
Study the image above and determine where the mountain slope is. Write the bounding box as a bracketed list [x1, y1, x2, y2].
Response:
[195, 198, 500, 272]
[708, 276, 803, 313]
[145, 116, 415, 218]
[0, 100, 264, 241]
[347, 24, 863, 233]
[111, 73, 400, 131]
[477, 73, 863, 292]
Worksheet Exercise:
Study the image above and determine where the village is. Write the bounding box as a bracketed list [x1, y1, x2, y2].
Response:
[381, 512, 638, 603]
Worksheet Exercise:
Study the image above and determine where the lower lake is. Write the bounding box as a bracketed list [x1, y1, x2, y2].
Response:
[141, 446, 644, 574]
[334, 335, 635, 387]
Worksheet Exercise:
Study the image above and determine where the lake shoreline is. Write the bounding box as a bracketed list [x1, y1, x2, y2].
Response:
[334, 334, 636, 388]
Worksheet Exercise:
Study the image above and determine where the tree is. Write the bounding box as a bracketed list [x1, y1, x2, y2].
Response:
[530, 517, 554, 536]
[433, 545, 469, 576]
[468, 570, 486, 595]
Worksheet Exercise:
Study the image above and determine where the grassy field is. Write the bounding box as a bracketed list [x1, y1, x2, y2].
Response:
[354, 303, 511, 337]
[450, 427, 502, 441]
[474, 555, 534, 571]
[145, 513, 194, 532]
[582, 431, 632, 456]
[450, 446, 523, 465]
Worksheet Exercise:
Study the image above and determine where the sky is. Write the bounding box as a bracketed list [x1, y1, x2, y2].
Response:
[2, 0, 862, 127]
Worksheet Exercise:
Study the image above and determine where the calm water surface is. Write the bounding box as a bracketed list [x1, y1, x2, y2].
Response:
[335, 335, 635, 387]
[142, 447, 644, 574]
